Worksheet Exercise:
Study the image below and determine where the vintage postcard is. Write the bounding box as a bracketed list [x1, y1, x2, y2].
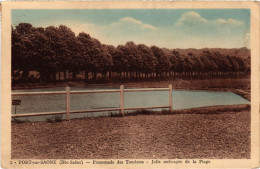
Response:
[1, 1, 259, 169]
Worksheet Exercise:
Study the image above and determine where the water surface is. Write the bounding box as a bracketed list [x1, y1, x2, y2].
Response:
[12, 87, 250, 121]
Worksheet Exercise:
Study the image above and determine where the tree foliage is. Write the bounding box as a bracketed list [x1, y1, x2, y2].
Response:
[12, 23, 251, 83]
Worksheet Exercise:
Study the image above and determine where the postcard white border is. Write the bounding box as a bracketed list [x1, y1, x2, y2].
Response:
[1, 1, 259, 168]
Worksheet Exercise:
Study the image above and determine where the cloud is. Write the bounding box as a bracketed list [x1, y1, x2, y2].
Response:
[175, 11, 244, 27]
[171, 11, 248, 48]
[34, 13, 247, 49]
[110, 17, 157, 30]
[216, 18, 244, 25]
[175, 11, 207, 27]
[243, 32, 250, 47]
[37, 17, 158, 47]
[244, 33, 250, 40]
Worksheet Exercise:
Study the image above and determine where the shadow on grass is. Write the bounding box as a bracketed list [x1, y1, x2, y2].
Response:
[109, 104, 250, 117]
[46, 114, 63, 123]
[11, 118, 30, 124]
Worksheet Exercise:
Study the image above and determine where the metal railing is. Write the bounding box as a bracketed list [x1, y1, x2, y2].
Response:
[12, 85, 173, 120]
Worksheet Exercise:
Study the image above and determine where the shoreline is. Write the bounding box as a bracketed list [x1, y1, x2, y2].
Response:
[12, 104, 250, 124]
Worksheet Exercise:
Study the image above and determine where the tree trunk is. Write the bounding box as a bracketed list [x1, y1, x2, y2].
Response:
[109, 71, 112, 79]
[84, 70, 88, 82]
[73, 72, 77, 81]
[58, 71, 61, 81]
[63, 70, 67, 81]
[93, 72, 97, 80]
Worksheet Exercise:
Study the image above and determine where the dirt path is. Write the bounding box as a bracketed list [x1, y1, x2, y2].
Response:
[12, 109, 250, 159]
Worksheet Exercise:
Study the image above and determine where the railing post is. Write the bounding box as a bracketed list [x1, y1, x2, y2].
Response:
[120, 85, 124, 116]
[169, 84, 173, 111]
[66, 87, 70, 120]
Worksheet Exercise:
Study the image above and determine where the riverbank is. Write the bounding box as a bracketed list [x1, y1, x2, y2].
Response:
[12, 104, 250, 159]
[12, 78, 250, 100]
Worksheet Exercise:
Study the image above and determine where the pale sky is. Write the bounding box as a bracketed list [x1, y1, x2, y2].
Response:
[12, 9, 250, 49]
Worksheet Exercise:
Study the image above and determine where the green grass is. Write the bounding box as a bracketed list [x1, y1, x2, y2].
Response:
[46, 115, 63, 123]
[108, 104, 250, 118]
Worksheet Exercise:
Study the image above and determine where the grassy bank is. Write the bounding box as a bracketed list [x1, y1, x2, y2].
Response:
[12, 104, 250, 159]
[12, 78, 250, 90]
[122, 104, 250, 116]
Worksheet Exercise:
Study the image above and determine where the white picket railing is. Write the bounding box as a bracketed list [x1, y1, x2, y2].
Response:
[12, 84, 173, 120]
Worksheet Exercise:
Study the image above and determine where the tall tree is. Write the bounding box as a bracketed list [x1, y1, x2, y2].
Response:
[151, 46, 171, 78]
[77, 32, 92, 81]
[137, 44, 157, 78]
[100, 44, 113, 78]
[12, 23, 35, 82]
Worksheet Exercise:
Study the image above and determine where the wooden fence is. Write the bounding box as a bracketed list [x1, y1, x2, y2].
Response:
[12, 85, 173, 120]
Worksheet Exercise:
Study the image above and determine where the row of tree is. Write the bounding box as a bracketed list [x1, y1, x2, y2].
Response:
[12, 23, 250, 83]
